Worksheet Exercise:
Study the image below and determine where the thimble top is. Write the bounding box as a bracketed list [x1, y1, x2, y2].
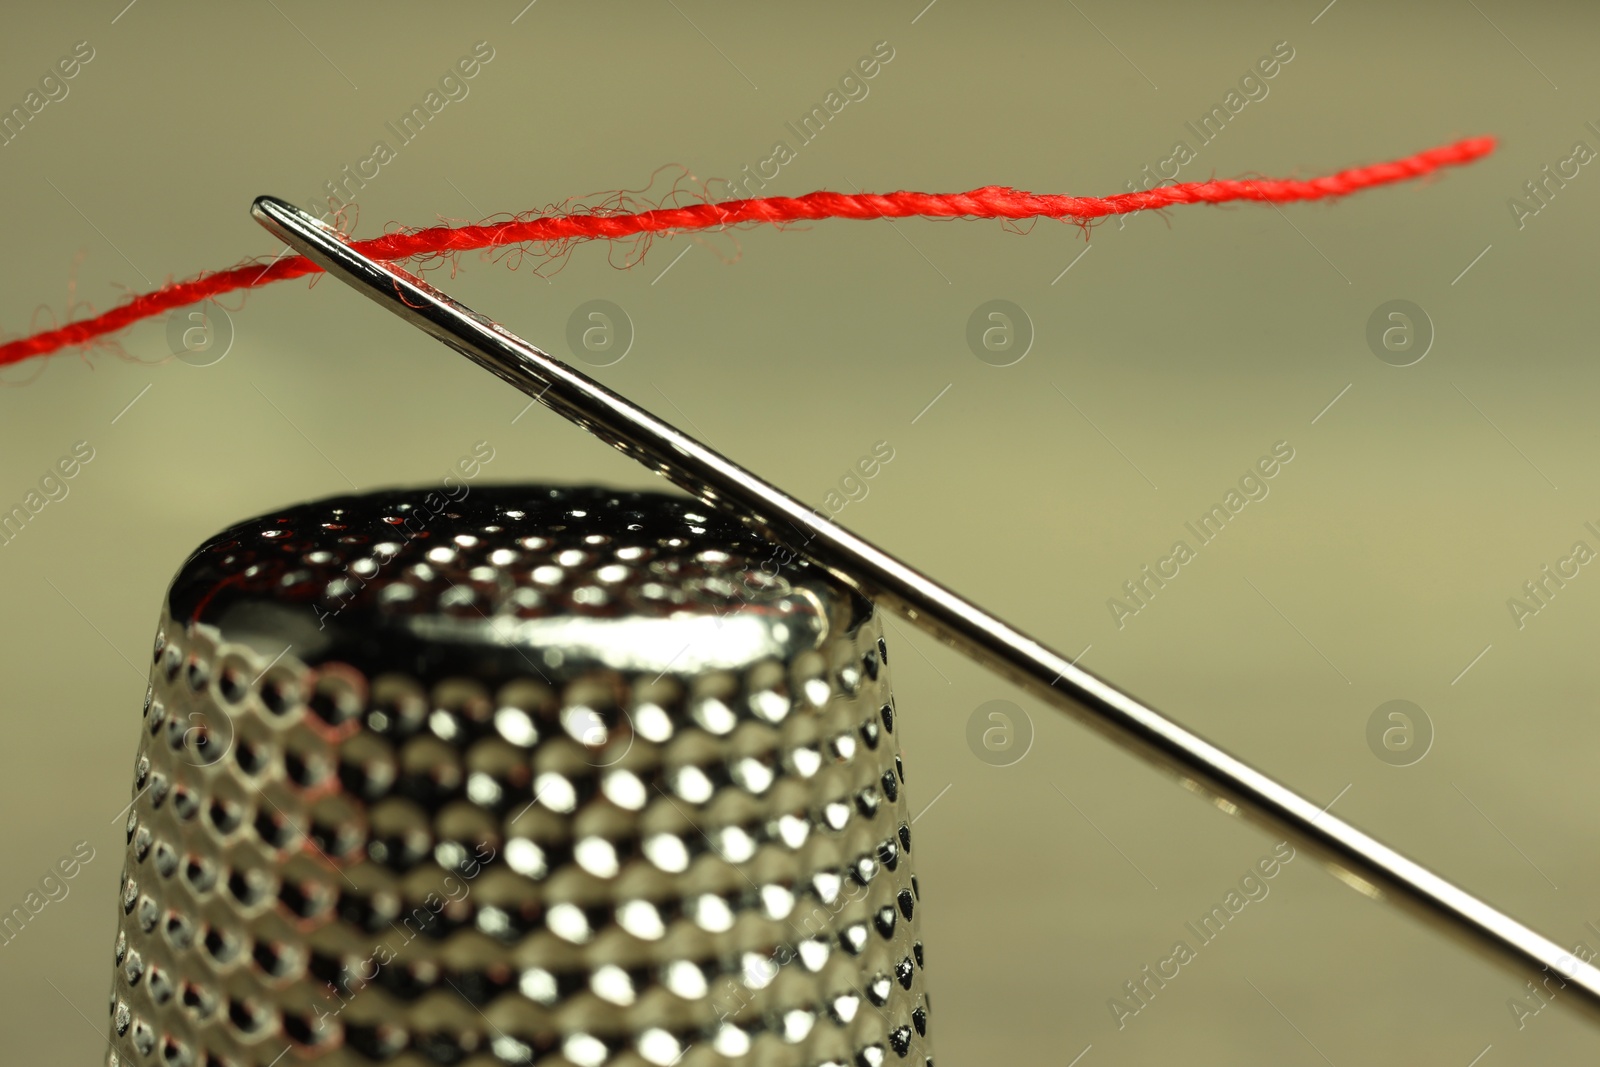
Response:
[166, 484, 864, 681]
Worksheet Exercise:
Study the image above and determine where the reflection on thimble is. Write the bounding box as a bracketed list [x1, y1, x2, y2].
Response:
[106, 485, 932, 1067]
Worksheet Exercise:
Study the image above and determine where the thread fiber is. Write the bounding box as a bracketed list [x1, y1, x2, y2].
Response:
[0, 136, 1495, 371]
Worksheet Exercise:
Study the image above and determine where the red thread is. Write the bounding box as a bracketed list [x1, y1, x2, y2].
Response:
[0, 136, 1495, 371]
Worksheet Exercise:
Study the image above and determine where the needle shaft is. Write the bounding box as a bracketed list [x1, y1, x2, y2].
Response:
[252, 193, 1600, 1024]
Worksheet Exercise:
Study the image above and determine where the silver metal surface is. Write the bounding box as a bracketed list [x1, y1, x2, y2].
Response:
[250, 192, 1600, 1022]
[108, 485, 932, 1066]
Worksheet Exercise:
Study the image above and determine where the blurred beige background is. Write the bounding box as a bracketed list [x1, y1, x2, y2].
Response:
[3, 0, 1599, 1062]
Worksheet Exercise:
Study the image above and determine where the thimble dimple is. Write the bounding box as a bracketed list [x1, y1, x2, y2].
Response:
[107, 485, 932, 1067]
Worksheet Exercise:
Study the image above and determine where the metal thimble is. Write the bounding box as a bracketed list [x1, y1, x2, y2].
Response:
[106, 484, 933, 1067]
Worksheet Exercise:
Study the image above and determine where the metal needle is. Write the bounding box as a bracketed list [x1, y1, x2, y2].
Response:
[252, 194, 1600, 1023]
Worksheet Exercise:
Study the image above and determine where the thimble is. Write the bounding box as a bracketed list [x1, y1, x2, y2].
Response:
[106, 484, 932, 1067]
